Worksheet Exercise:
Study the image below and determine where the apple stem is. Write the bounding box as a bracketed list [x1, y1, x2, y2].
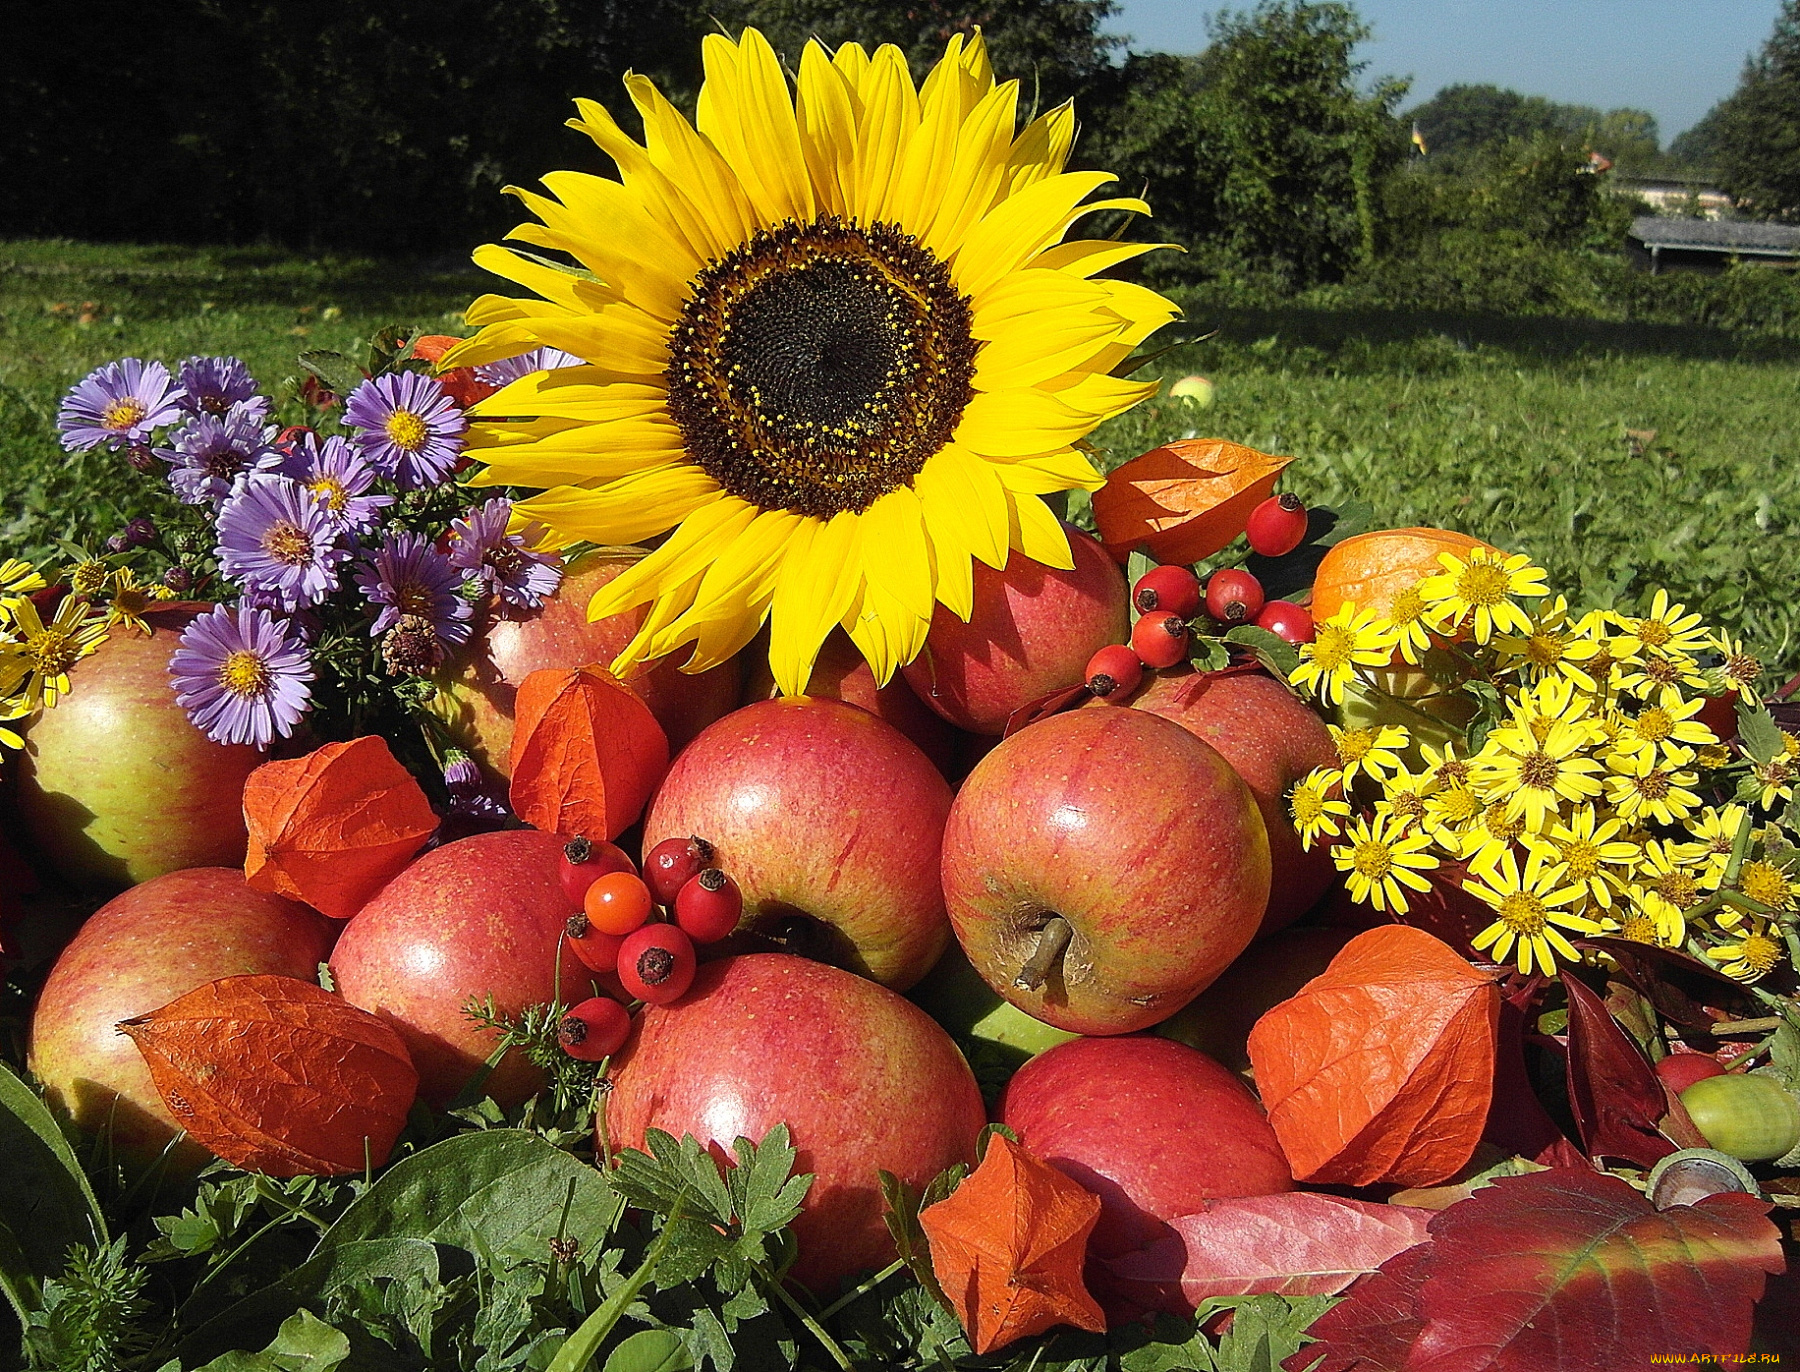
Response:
[1014, 916, 1072, 992]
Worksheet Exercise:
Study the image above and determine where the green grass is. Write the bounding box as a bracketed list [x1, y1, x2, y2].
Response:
[3, 239, 1796, 678]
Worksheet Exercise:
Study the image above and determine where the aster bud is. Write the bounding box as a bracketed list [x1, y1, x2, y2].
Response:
[106, 534, 130, 554]
[120, 517, 157, 550]
[382, 615, 446, 675]
[163, 566, 196, 594]
[122, 442, 160, 475]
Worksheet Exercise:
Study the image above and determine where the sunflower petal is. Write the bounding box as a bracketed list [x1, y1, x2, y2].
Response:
[796, 43, 858, 217]
[1009, 491, 1074, 568]
[953, 171, 1117, 297]
[1004, 101, 1076, 194]
[915, 446, 1010, 570]
[850, 45, 921, 223]
[512, 468, 722, 545]
[769, 512, 862, 695]
[698, 31, 815, 228]
[956, 388, 1097, 457]
[859, 486, 936, 627]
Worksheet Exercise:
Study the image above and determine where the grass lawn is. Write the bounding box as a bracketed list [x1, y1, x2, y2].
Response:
[3, 238, 1796, 677]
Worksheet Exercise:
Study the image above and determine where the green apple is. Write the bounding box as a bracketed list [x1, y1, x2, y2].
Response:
[909, 944, 1077, 1064]
[1169, 374, 1215, 406]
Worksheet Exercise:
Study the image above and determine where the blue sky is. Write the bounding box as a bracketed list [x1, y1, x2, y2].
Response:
[1107, 0, 1784, 141]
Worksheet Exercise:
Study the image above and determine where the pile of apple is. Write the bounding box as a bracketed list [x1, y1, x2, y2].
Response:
[13, 504, 1351, 1312]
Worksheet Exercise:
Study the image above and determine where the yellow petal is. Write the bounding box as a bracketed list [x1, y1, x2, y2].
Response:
[796, 43, 858, 217]
[622, 76, 764, 253]
[991, 448, 1105, 495]
[1032, 238, 1171, 278]
[768, 512, 863, 695]
[952, 171, 1117, 298]
[859, 486, 935, 627]
[697, 30, 815, 228]
[1009, 491, 1074, 568]
[1003, 101, 1076, 194]
[955, 388, 1097, 457]
[511, 467, 722, 545]
[587, 496, 762, 623]
[850, 45, 921, 223]
[914, 444, 1010, 570]
[920, 79, 1020, 258]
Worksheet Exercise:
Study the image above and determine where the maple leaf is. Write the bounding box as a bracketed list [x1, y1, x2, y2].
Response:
[1290, 1167, 1785, 1371]
[917, 1134, 1106, 1354]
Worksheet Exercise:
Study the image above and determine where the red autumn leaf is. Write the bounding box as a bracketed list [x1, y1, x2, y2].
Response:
[243, 736, 438, 919]
[119, 974, 418, 1177]
[1482, 990, 1585, 1168]
[1290, 1167, 1786, 1372]
[508, 666, 669, 840]
[1561, 970, 1679, 1168]
[918, 1134, 1106, 1354]
[1096, 1193, 1433, 1317]
[1247, 925, 1500, 1187]
[1092, 439, 1292, 565]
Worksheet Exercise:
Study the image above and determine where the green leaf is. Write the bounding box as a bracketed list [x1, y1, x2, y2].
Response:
[726, 1124, 812, 1238]
[1190, 635, 1232, 672]
[295, 350, 362, 398]
[189, 1309, 351, 1371]
[602, 1328, 695, 1372]
[1115, 1312, 1221, 1371]
[0, 1060, 107, 1323]
[1737, 703, 1785, 764]
[1223, 624, 1301, 679]
[609, 1131, 734, 1229]
[320, 1129, 621, 1266]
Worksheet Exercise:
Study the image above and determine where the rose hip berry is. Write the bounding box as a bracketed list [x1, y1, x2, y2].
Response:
[644, 835, 715, 906]
[1205, 568, 1266, 625]
[562, 911, 628, 977]
[583, 871, 654, 936]
[617, 924, 697, 1005]
[1130, 612, 1189, 670]
[558, 835, 637, 908]
[675, 868, 744, 943]
[558, 995, 632, 1061]
[1245, 493, 1308, 557]
[1084, 643, 1144, 699]
[1132, 564, 1202, 619]
[1255, 600, 1315, 644]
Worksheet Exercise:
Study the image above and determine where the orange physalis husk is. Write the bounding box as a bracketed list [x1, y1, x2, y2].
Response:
[119, 974, 418, 1177]
[918, 1135, 1107, 1354]
[1246, 925, 1500, 1188]
[1092, 438, 1293, 565]
[243, 735, 439, 919]
[411, 333, 495, 409]
[508, 665, 670, 840]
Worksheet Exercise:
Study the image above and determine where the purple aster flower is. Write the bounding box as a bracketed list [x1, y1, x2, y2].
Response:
[159, 407, 284, 507]
[216, 475, 351, 610]
[168, 604, 313, 748]
[443, 752, 508, 820]
[178, 356, 269, 421]
[343, 371, 466, 490]
[473, 347, 584, 390]
[58, 359, 186, 452]
[448, 498, 562, 612]
[279, 431, 394, 535]
[355, 531, 472, 646]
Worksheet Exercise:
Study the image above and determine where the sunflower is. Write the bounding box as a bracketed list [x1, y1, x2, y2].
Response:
[444, 30, 1177, 692]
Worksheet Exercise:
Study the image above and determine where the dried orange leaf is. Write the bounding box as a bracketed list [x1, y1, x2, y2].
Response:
[1247, 925, 1501, 1187]
[508, 665, 669, 840]
[1093, 439, 1293, 565]
[120, 974, 418, 1177]
[919, 1134, 1106, 1354]
[243, 736, 438, 919]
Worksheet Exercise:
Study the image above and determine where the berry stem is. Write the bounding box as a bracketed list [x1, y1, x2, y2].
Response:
[1014, 916, 1072, 991]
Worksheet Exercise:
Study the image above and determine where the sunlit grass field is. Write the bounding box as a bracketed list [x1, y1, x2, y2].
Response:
[4, 239, 1796, 676]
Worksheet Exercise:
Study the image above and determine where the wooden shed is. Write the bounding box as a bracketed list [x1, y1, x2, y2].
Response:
[1626, 216, 1800, 274]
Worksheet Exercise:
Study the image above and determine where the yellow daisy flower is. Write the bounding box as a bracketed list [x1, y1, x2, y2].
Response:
[5, 594, 107, 710]
[1423, 781, 1484, 847]
[1636, 838, 1707, 936]
[1606, 897, 1679, 948]
[0, 558, 45, 615]
[1333, 811, 1439, 914]
[102, 568, 160, 635]
[1289, 767, 1351, 852]
[1690, 804, 1750, 890]
[1328, 722, 1409, 789]
[1384, 579, 1435, 666]
[1373, 758, 1437, 832]
[441, 29, 1179, 693]
[1496, 595, 1600, 690]
[1460, 800, 1537, 877]
[1604, 744, 1702, 826]
[1616, 649, 1708, 701]
[1783, 730, 1800, 761]
[1419, 739, 1474, 790]
[1466, 845, 1596, 974]
[1525, 805, 1638, 910]
[1474, 717, 1605, 830]
[1705, 919, 1788, 982]
[1748, 757, 1794, 812]
[1418, 547, 1547, 644]
[1290, 602, 1398, 706]
[1504, 674, 1600, 744]
[1627, 588, 1711, 659]
[1709, 635, 1763, 706]
[1738, 859, 1796, 913]
[1611, 687, 1716, 764]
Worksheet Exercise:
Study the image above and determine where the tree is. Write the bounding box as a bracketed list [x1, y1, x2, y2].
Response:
[1711, 0, 1800, 217]
[1091, 2, 1408, 288]
[1408, 85, 1661, 175]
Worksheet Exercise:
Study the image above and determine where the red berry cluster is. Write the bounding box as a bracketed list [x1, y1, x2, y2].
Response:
[553, 833, 745, 1059]
[1085, 493, 1318, 698]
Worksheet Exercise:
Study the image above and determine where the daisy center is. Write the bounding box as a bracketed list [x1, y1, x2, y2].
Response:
[70, 561, 109, 595]
[1737, 934, 1782, 975]
[666, 216, 976, 519]
[26, 627, 78, 675]
[1638, 618, 1673, 648]
[1496, 891, 1547, 936]
[218, 649, 271, 698]
[309, 475, 350, 514]
[102, 397, 148, 431]
[1635, 708, 1673, 742]
[1390, 587, 1426, 626]
[1352, 841, 1393, 880]
[1633, 770, 1672, 801]
[1456, 562, 1511, 606]
[385, 410, 430, 453]
[261, 521, 315, 567]
[1389, 791, 1427, 821]
[1645, 656, 1681, 686]
[1483, 804, 1525, 842]
[201, 445, 245, 479]
[114, 587, 150, 615]
[1520, 750, 1560, 788]
[1335, 729, 1374, 764]
[1292, 788, 1325, 825]
[1435, 757, 1471, 786]
[1740, 861, 1792, 907]
[1620, 913, 1658, 943]
[1437, 786, 1481, 823]
[1562, 839, 1600, 879]
[394, 580, 437, 617]
[1655, 871, 1698, 909]
[1310, 624, 1355, 672]
[1725, 651, 1761, 684]
[1525, 633, 1566, 667]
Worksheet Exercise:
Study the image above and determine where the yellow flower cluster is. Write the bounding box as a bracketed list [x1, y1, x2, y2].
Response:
[1288, 547, 1796, 981]
[0, 556, 133, 753]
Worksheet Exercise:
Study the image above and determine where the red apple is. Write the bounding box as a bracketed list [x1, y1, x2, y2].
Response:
[942, 707, 1269, 1034]
[1155, 926, 1357, 1070]
[642, 698, 953, 989]
[743, 629, 961, 777]
[331, 829, 588, 1108]
[997, 1036, 1293, 1262]
[29, 867, 335, 1171]
[605, 954, 986, 1291]
[901, 525, 1129, 734]
[14, 603, 261, 890]
[1104, 666, 1338, 934]
[434, 549, 742, 777]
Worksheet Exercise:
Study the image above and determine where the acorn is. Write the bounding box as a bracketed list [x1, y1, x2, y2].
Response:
[1678, 1073, 1800, 1163]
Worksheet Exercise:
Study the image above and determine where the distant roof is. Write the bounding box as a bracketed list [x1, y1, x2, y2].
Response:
[1630, 216, 1800, 255]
